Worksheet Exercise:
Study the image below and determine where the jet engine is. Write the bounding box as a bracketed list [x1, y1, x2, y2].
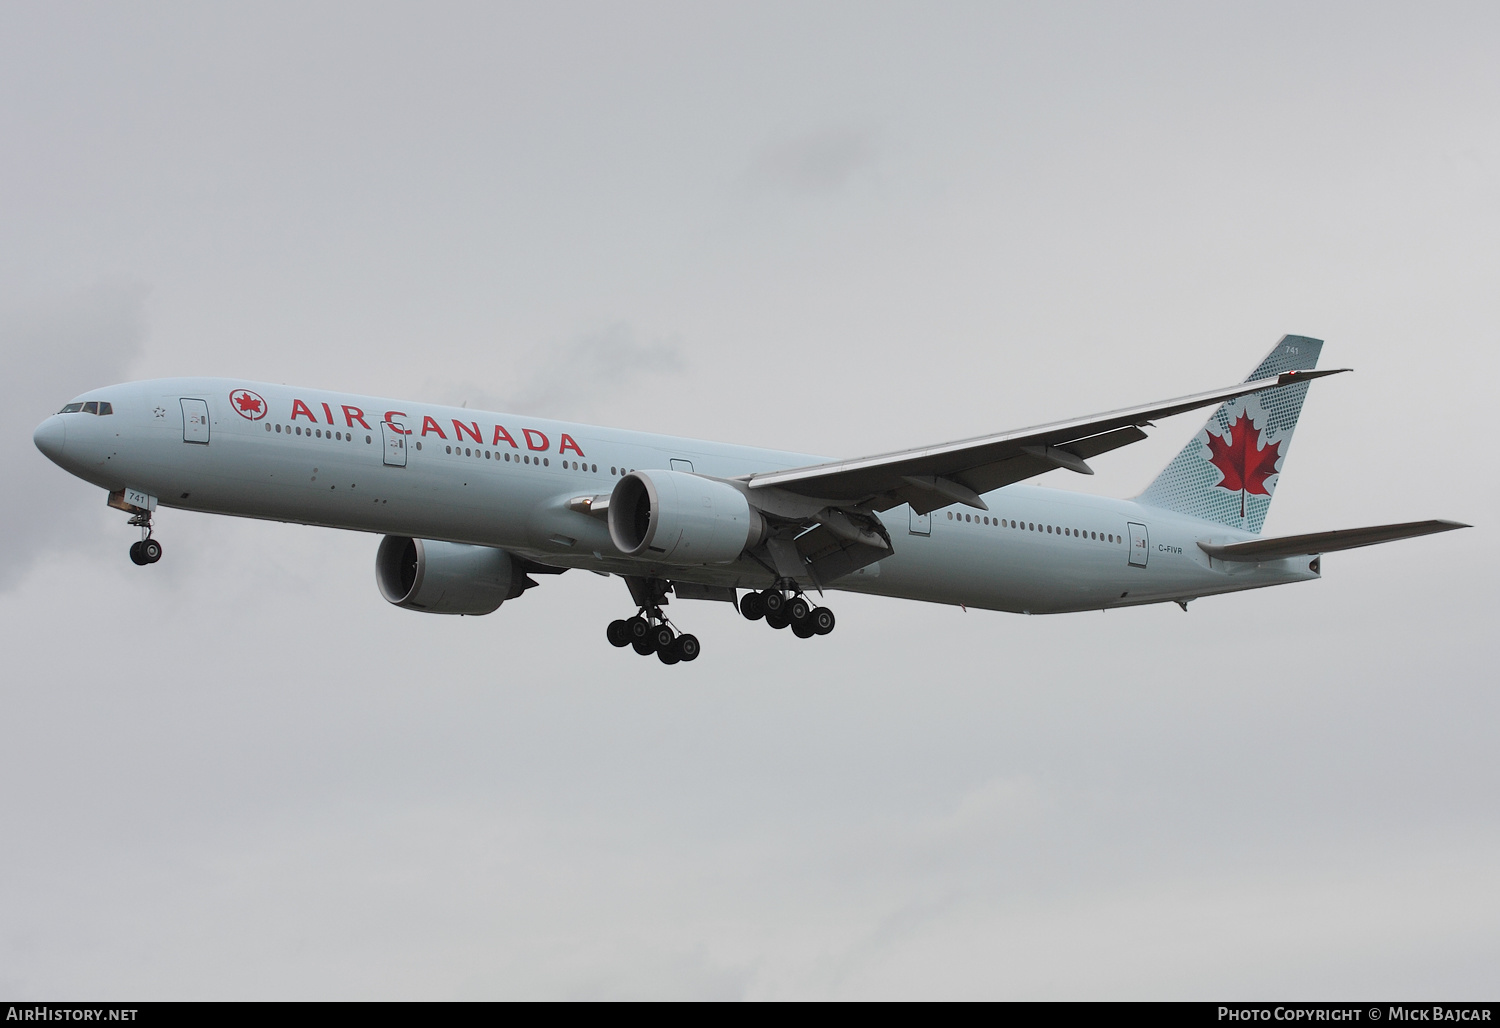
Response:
[608, 469, 767, 564]
[375, 536, 529, 615]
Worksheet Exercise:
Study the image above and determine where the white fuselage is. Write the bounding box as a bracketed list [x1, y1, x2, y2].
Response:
[35, 377, 1318, 614]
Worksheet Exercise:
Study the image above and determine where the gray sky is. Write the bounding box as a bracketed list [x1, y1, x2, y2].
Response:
[2, 1, 1496, 999]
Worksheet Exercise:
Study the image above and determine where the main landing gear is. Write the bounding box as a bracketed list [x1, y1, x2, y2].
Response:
[607, 607, 701, 665]
[738, 582, 835, 639]
[126, 509, 162, 566]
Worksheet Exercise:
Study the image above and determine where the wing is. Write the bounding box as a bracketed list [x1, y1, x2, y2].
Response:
[1198, 520, 1469, 562]
[747, 368, 1348, 515]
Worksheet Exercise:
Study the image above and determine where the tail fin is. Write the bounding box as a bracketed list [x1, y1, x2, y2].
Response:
[1137, 335, 1322, 533]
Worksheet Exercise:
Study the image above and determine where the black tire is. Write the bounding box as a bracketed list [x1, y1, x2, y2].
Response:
[762, 589, 785, 615]
[626, 616, 650, 642]
[657, 647, 681, 665]
[128, 541, 147, 566]
[786, 596, 811, 623]
[651, 624, 675, 652]
[606, 619, 630, 647]
[632, 637, 657, 656]
[766, 611, 789, 630]
[792, 620, 815, 638]
[739, 593, 765, 621]
[674, 634, 700, 662]
[811, 607, 835, 635]
[142, 538, 162, 563]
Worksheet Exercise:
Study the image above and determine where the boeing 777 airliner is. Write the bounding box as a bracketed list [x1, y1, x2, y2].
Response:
[33, 336, 1466, 664]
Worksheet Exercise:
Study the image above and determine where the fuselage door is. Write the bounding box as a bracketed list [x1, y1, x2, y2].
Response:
[670, 458, 694, 473]
[181, 398, 210, 444]
[382, 422, 408, 467]
[1128, 521, 1149, 567]
[909, 506, 931, 536]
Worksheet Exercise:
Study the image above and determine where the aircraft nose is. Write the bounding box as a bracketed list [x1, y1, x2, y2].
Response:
[33, 416, 66, 464]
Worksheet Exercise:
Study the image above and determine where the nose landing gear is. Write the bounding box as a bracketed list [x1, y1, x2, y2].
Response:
[739, 583, 834, 639]
[125, 510, 162, 565]
[109, 490, 163, 566]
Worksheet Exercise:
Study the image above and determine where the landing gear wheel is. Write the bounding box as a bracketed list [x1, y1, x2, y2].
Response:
[625, 616, 650, 643]
[606, 619, 631, 647]
[651, 624, 676, 652]
[142, 538, 162, 563]
[765, 611, 789, 630]
[657, 647, 681, 665]
[786, 596, 811, 623]
[673, 634, 700, 662]
[761, 589, 785, 615]
[792, 620, 816, 639]
[632, 637, 657, 656]
[811, 607, 835, 635]
[128, 541, 147, 566]
[739, 593, 765, 621]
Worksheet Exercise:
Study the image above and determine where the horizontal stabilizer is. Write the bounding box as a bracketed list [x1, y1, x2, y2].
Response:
[1198, 520, 1469, 562]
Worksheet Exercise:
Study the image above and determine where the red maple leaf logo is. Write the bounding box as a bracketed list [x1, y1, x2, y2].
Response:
[1205, 407, 1282, 518]
[229, 389, 266, 420]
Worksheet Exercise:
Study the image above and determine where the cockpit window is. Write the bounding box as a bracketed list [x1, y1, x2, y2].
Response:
[56, 401, 113, 415]
[59, 403, 84, 413]
[82, 401, 98, 414]
[99, 402, 112, 415]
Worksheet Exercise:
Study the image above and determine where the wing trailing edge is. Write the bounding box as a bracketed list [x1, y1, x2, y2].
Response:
[747, 366, 1349, 514]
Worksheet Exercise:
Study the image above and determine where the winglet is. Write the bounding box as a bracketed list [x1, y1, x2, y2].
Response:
[1278, 367, 1351, 385]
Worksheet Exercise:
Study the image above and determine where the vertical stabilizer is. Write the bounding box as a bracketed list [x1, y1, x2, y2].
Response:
[1137, 335, 1322, 533]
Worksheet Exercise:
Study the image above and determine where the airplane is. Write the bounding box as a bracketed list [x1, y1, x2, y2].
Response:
[32, 335, 1467, 665]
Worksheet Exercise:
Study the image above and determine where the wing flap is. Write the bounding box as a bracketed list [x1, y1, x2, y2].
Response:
[1198, 520, 1469, 562]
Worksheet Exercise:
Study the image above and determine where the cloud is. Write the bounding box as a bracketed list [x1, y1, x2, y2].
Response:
[750, 126, 880, 198]
[0, 282, 148, 591]
[435, 323, 685, 421]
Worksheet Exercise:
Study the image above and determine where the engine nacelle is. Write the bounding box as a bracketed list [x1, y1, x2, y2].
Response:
[375, 536, 527, 615]
[608, 469, 766, 564]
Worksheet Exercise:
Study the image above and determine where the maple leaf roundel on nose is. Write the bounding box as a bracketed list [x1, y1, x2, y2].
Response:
[229, 388, 267, 421]
[1205, 407, 1282, 496]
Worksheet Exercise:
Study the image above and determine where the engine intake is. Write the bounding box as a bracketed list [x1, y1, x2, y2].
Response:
[375, 536, 528, 615]
[608, 469, 766, 564]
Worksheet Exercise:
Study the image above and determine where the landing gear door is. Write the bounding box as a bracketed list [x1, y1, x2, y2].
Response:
[909, 506, 931, 536]
[1128, 521, 1149, 567]
[382, 422, 408, 467]
[181, 398, 210, 444]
